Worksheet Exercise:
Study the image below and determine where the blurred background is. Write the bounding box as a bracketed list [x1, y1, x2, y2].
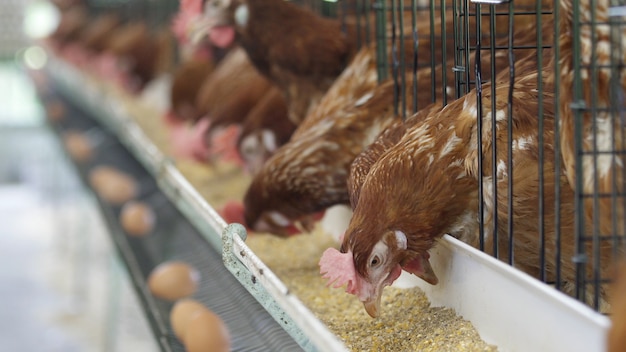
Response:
[4, 0, 626, 350]
[0, 1, 157, 350]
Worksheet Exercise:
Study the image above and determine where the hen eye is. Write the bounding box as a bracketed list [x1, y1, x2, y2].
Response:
[370, 256, 380, 267]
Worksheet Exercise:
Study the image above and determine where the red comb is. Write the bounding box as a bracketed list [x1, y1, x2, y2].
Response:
[181, 0, 203, 13]
[208, 125, 243, 164]
[171, 0, 203, 43]
[319, 248, 358, 295]
[168, 118, 211, 161]
[189, 119, 212, 161]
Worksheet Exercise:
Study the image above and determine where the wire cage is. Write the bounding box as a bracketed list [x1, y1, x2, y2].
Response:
[61, 0, 625, 316]
[369, 0, 626, 312]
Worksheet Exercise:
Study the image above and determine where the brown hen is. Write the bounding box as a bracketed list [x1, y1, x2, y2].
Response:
[194, 0, 371, 125]
[165, 55, 216, 162]
[167, 57, 216, 124]
[192, 47, 274, 163]
[320, 37, 620, 317]
[78, 13, 121, 54]
[47, 5, 88, 50]
[100, 22, 175, 93]
[237, 86, 296, 175]
[242, 12, 549, 236]
[321, 51, 558, 317]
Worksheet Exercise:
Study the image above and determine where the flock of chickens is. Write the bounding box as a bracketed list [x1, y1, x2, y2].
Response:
[46, 0, 626, 334]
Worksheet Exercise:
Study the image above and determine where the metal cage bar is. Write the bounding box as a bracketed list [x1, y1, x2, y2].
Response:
[375, 0, 625, 312]
[81, 0, 626, 314]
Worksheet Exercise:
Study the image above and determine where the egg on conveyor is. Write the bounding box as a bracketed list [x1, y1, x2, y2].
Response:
[63, 130, 93, 163]
[88, 165, 138, 205]
[170, 298, 209, 340]
[184, 308, 231, 352]
[147, 261, 199, 301]
[120, 201, 155, 237]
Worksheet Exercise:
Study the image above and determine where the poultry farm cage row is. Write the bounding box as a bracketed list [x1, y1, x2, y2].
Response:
[363, 0, 626, 313]
[73, 0, 624, 319]
[40, 0, 625, 350]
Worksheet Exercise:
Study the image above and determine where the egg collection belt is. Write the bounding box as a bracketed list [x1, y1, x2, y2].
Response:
[46, 89, 303, 352]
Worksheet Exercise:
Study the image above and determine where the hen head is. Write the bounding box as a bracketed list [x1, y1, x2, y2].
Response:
[189, 0, 242, 49]
[242, 133, 352, 236]
[320, 207, 438, 318]
[243, 172, 326, 236]
[319, 112, 477, 317]
[238, 129, 279, 175]
[242, 149, 333, 236]
[237, 87, 295, 175]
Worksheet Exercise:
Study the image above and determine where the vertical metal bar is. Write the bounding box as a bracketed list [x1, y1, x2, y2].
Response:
[392, 0, 400, 116]
[341, 0, 348, 34]
[611, 0, 626, 258]
[356, 0, 363, 46]
[453, 0, 466, 98]
[588, 0, 601, 310]
[609, 1, 626, 259]
[399, 0, 407, 118]
[571, 0, 588, 305]
[489, 6, 496, 86]
[430, 0, 437, 102]
[376, 0, 389, 82]
[489, 4, 499, 258]
[553, 0, 563, 291]
[365, 0, 372, 44]
[464, 0, 472, 96]
[452, 0, 461, 96]
[441, 0, 449, 106]
[476, 2, 485, 252]
[536, 0, 546, 282]
[507, 0, 516, 266]
[609, 10, 620, 259]
[411, 0, 419, 113]
[612, 0, 626, 258]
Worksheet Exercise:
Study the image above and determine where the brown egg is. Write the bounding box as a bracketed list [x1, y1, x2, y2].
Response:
[147, 261, 200, 301]
[45, 100, 66, 122]
[120, 201, 155, 237]
[184, 309, 231, 352]
[63, 131, 93, 162]
[170, 298, 210, 340]
[88, 166, 138, 205]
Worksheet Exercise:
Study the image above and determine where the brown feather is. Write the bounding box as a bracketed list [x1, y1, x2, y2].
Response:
[170, 57, 216, 121]
[243, 14, 548, 236]
[195, 47, 269, 123]
[345, 43, 618, 310]
[237, 86, 296, 174]
[103, 22, 175, 91]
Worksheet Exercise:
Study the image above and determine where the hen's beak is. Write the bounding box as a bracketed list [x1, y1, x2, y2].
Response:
[361, 264, 402, 318]
[363, 295, 382, 318]
[295, 214, 317, 233]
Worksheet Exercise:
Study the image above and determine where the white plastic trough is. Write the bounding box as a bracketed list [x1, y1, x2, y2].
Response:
[320, 205, 611, 352]
[401, 236, 611, 352]
[43, 52, 612, 352]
